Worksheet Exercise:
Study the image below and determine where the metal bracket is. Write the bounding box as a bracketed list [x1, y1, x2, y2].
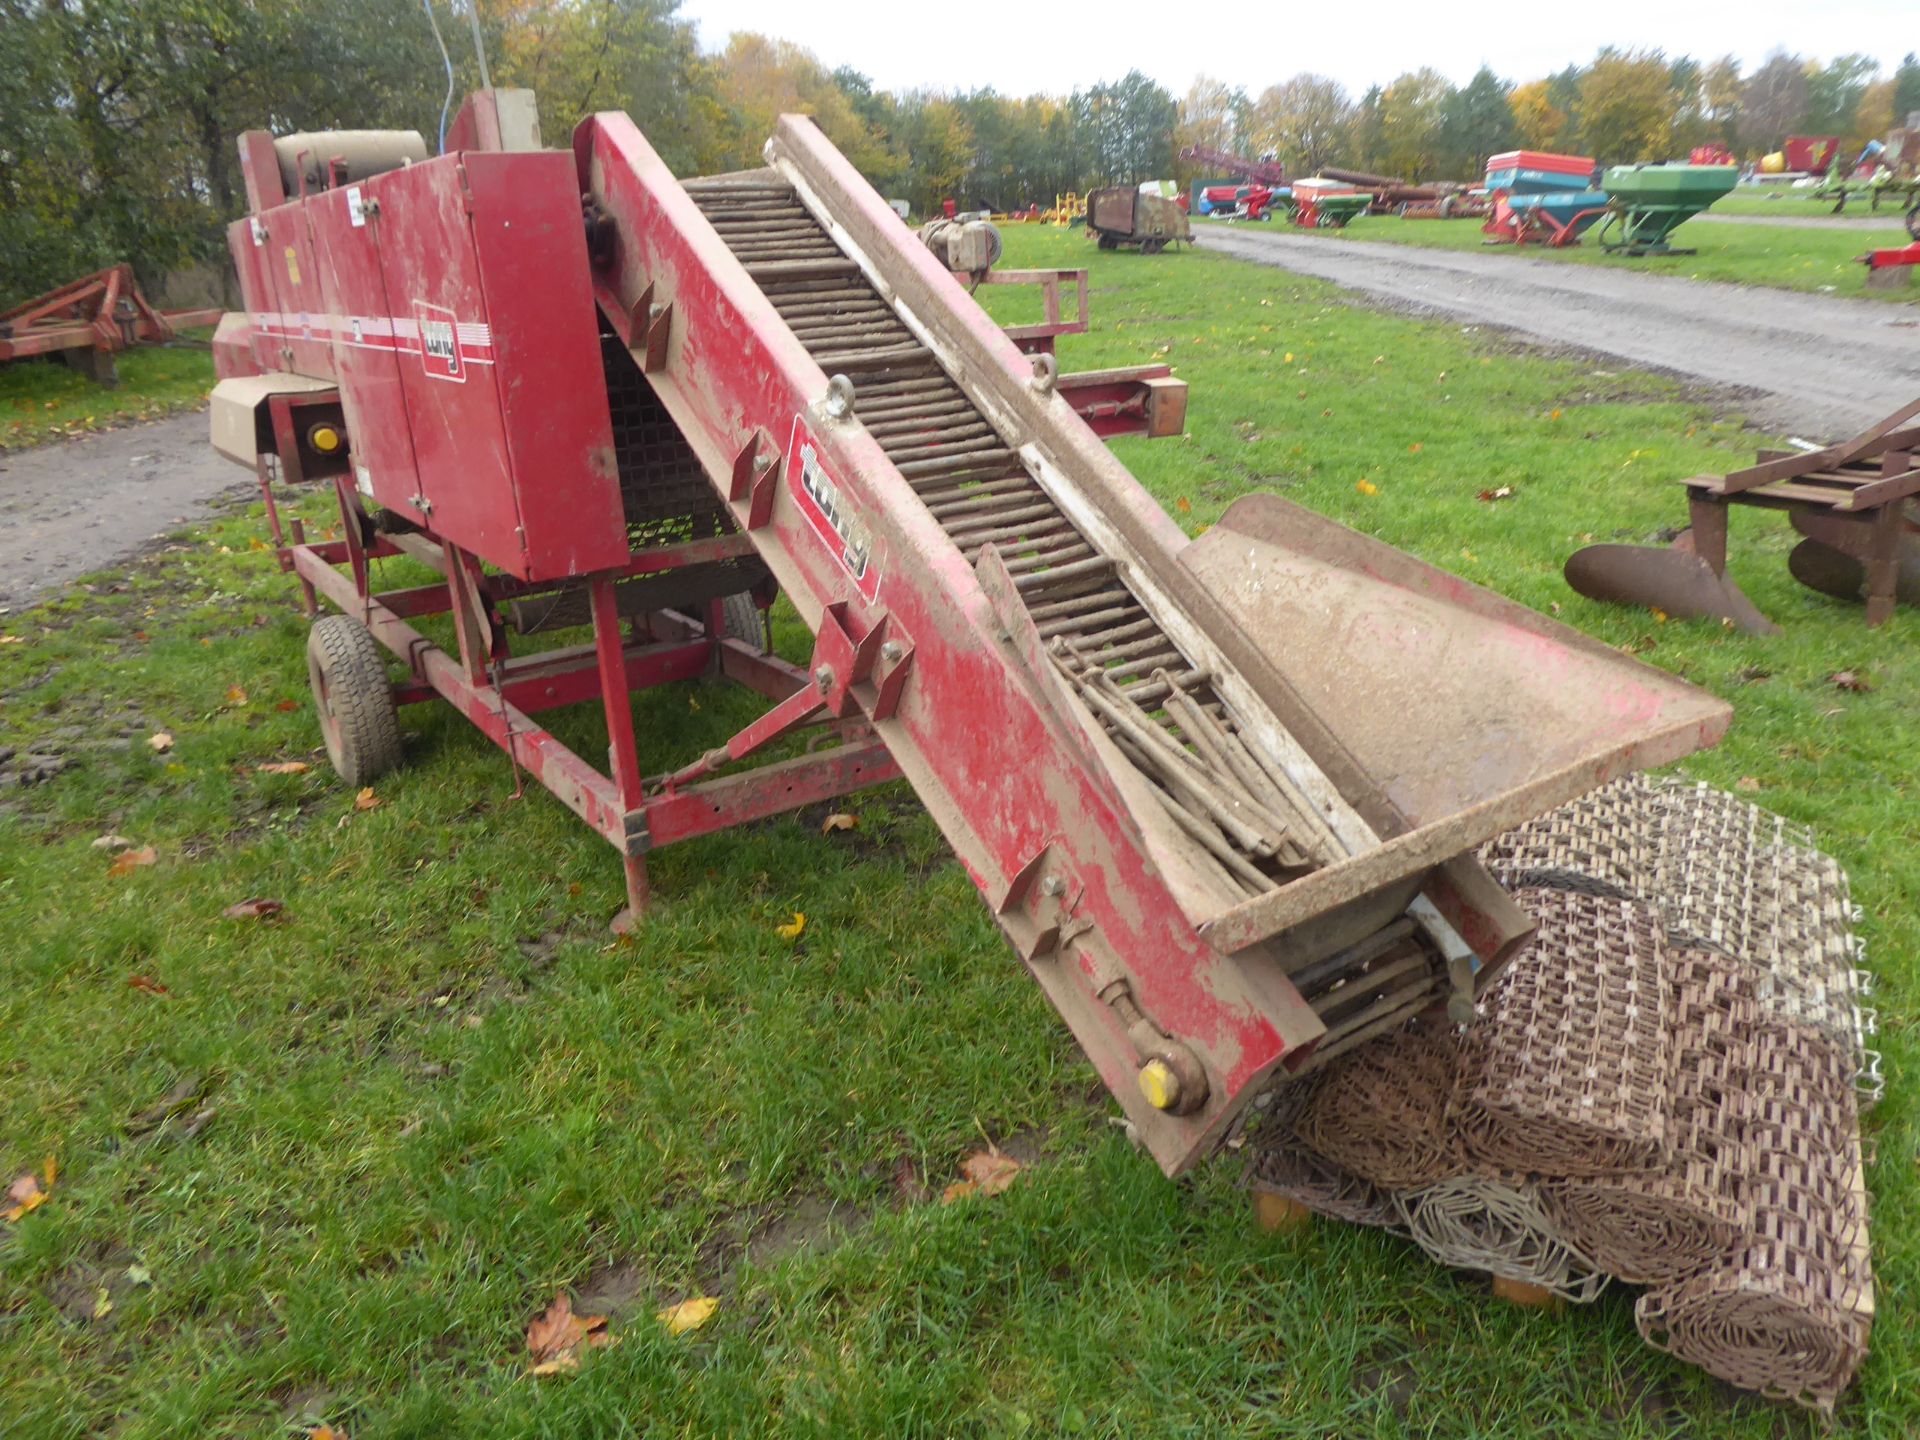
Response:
[729, 425, 780, 528]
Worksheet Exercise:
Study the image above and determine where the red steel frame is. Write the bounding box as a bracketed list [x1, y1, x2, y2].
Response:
[247, 423, 900, 920]
[1482, 197, 1608, 248]
[0, 264, 220, 374]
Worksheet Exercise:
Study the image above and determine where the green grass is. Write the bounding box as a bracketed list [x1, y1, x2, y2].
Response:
[1209, 209, 1914, 303]
[1, 225, 1914, 1438]
[1710, 188, 1917, 220]
[0, 337, 216, 450]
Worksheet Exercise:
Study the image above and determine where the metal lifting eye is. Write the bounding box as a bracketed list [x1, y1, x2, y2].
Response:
[1030, 352, 1057, 395]
[823, 373, 855, 420]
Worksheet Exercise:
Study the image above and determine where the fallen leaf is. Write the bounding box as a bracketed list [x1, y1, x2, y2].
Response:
[91, 834, 135, 852]
[1829, 670, 1872, 693]
[775, 911, 807, 940]
[655, 1295, 719, 1336]
[820, 813, 858, 836]
[943, 1149, 1023, 1203]
[255, 761, 310, 775]
[1549, 408, 1563, 420]
[3, 1156, 56, 1222]
[1408, 442, 1423, 453]
[92, 1287, 113, 1320]
[1174, 496, 1192, 514]
[125, 1263, 152, 1287]
[1735, 776, 1762, 792]
[1353, 479, 1378, 496]
[127, 974, 170, 997]
[354, 787, 382, 811]
[526, 1292, 610, 1374]
[223, 898, 286, 921]
[310, 1428, 346, 1440]
[1650, 608, 1669, 624]
[0, 634, 24, 645]
[893, 1154, 929, 1204]
[147, 732, 174, 753]
[223, 685, 248, 707]
[108, 845, 159, 876]
[1476, 486, 1515, 503]
[274, 699, 298, 713]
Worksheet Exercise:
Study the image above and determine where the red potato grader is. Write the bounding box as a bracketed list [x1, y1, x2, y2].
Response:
[209, 90, 1729, 1179]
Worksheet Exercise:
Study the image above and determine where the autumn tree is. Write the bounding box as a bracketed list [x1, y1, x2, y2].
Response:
[1175, 74, 1251, 179]
[1576, 48, 1674, 161]
[1702, 56, 1743, 150]
[1074, 70, 1177, 184]
[1345, 86, 1387, 172]
[1377, 68, 1454, 178]
[1248, 74, 1352, 174]
[1507, 79, 1567, 151]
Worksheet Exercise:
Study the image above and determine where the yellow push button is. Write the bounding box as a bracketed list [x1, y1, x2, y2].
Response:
[308, 423, 342, 453]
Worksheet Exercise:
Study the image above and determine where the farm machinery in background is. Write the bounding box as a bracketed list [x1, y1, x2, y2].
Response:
[1480, 151, 1736, 256]
[204, 83, 1725, 1183]
[1084, 184, 1191, 251]
[0, 264, 220, 387]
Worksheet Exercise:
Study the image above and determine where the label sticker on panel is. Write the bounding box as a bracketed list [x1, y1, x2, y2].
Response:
[411, 300, 465, 383]
[786, 417, 880, 603]
[346, 186, 366, 228]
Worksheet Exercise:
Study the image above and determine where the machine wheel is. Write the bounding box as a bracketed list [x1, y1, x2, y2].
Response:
[721, 591, 769, 649]
[306, 614, 403, 787]
[1142, 238, 1166, 255]
[1097, 233, 1118, 250]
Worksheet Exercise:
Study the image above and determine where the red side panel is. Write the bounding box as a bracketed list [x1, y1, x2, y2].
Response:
[306, 183, 425, 522]
[366, 151, 623, 579]
[465, 152, 625, 578]
[255, 200, 337, 379]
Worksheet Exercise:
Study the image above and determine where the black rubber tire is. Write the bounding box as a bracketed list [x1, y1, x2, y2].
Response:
[1097, 234, 1118, 250]
[306, 614, 402, 787]
[721, 591, 768, 648]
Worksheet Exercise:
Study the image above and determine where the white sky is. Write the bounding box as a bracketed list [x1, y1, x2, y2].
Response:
[678, 0, 1914, 99]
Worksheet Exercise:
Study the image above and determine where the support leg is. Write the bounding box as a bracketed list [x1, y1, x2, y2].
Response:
[592, 575, 651, 930]
[1865, 505, 1901, 628]
[1686, 493, 1730, 577]
[255, 455, 286, 549]
[287, 519, 318, 618]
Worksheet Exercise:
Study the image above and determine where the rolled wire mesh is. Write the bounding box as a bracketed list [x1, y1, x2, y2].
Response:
[1480, 777, 1881, 1106]
[1545, 946, 1753, 1283]
[1395, 1174, 1611, 1304]
[1241, 1086, 1406, 1232]
[1450, 888, 1673, 1177]
[1292, 1019, 1467, 1190]
[1634, 1020, 1873, 1412]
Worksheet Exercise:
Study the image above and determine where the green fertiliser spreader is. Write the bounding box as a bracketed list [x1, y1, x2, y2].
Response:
[1593, 163, 1739, 256]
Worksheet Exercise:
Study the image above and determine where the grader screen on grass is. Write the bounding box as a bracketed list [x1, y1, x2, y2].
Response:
[205, 88, 1878, 1409]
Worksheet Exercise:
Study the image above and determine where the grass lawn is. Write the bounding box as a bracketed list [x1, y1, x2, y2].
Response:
[0, 338, 217, 451]
[1, 224, 1913, 1438]
[1710, 189, 1918, 220]
[1208, 208, 1916, 304]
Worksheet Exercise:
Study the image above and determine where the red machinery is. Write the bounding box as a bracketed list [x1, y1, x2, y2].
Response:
[1179, 145, 1288, 188]
[1784, 136, 1840, 176]
[209, 90, 1729, 1176]
[0, 264, 220, 386]
[1689, 144, 1736, 167]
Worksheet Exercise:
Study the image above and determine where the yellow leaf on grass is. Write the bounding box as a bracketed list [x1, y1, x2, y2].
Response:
[255, 761, 310, 775]
[820, 813, 858, 836]
[310, 1427, 347, 1440]
[775, 912, 807, 940]
[354, 787, 382, 811]
[224, 685, 248, 707]
[1354, 479, 1378, 497]
[147, 732, 174, 753]
[3, 1156, 56, 1223]
[1174, 496, 1192, 514]
[656, 1295, 718, 1336]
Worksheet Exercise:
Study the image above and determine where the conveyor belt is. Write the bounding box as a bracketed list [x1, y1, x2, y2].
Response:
[686, 177, 1344, 905]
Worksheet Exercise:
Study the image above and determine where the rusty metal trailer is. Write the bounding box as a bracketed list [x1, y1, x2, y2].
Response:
[209, 90, 1729, 1178]
[0, 264, 220, 386]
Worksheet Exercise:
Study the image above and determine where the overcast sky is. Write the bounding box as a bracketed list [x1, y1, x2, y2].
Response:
[677, 0, 1914, 99]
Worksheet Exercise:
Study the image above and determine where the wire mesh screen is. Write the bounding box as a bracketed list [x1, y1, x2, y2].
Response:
[1451, 887, 1673, 1177]
[1635, 1020, 1873, 1412]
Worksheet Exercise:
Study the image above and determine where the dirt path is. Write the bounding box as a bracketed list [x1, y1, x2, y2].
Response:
[0, 411, 251, 612]
[1200, 227, 1920, 436]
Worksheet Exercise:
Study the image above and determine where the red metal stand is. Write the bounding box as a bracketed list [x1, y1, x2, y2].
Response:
[0, 264, 221, 384]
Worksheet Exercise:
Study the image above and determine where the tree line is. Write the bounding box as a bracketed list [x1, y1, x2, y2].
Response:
[4, 0, 1917, 307]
